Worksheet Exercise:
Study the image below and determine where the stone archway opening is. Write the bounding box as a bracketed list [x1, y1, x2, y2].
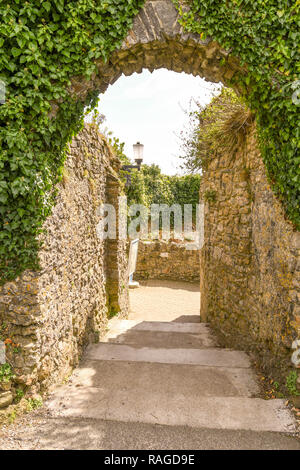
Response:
[64, 0, 241, 111]
[78, 35, 298, 378]
[60, 0, 244, 333]
[0, 0, 299, 400]
[62, 0, 297, 383]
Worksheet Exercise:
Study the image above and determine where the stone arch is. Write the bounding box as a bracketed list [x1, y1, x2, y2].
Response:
[58, 0, 296, 377]
[50, 0, 242, 117]
[0, 0, 299, 401]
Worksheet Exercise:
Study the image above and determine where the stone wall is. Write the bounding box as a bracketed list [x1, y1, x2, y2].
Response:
[135, 240, 200, 282]
[200, 124, 300, 379]
[0, 124, 128, 401]
[105, 176, 129, 317]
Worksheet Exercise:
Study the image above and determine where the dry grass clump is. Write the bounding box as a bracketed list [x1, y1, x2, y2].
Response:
[197, 89, 254, 168]
[180, 88, 254, 172]
[217, 102, 254, 151]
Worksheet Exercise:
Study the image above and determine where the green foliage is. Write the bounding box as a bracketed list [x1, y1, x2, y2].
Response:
[180, 88, 254, 172]
[286, 370, 300, 396]
[124, 163, 201, 226]
[0, 0, 145, 284]
[26, 397, 43, 411]
[15, 388, 24, 402]
[174, 0, 300, 229]
[0, 362, 15, 383]
[204, 190, 217, 204]
[169, 173, 202, 225]
[124, 168, 150, 207]
[8, 410, 17, 423]
[126, 164, 173, 207]
[1, 0, 298, 286]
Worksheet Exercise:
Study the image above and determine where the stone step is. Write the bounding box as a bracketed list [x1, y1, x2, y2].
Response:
[5, 416, 300, 450]
[47, 382, 296, 433]
[85, 343, 251, 368]
[105, 330, 216, 349]
[103, 320, 217, 349]
[70, 359, 260, 397]
[107, 319, 211, 334]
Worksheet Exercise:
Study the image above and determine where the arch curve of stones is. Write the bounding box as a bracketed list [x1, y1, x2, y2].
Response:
[62, 0, 243, 112]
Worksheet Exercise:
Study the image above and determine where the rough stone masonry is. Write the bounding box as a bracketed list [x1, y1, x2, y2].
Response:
[200, 123, 300, 382]
[135, 240, 200, 282]
[0, 124, 128, 405]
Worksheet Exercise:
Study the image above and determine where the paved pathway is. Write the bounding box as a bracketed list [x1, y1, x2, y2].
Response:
[0, 280, 299, 450]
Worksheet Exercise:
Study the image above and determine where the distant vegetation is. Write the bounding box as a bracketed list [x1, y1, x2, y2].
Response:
[124, 163, 201, 212]
[91, 110, 201, 225]
[124, 163, 201, 232]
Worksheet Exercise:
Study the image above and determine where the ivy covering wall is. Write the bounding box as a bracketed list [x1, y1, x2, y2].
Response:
[174, 0, 300, 228]
[0, 0, 145, 284]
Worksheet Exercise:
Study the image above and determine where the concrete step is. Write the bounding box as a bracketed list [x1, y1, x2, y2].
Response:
[0, 413, 300, 450]
[103, 320, 217, 349]
[7, 416, 300, 450]
[43, 310, 298, 441]
[106, 319, 212, 334]
[47, 382, 296, 433]
[69, 359, 260, 397]
[85, 343, 251, 368]
[106, 330, 215, 349]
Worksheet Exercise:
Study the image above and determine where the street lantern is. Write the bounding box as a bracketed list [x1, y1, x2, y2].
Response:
[0, 80, 6, 105]
[121, 142, 144, 187]
[133, 142, 144, 169]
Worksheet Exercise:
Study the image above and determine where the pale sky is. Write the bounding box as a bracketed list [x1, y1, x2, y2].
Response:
[89, 69, 221, 175]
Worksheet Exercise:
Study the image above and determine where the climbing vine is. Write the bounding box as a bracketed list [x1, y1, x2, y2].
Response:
[174, 0, 300, 228]
[0, 0, 145, 284]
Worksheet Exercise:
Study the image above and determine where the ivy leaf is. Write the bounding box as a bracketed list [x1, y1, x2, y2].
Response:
[11, 47, 22, 57]
[43, 2, 51, 13]
[17, 37, 26, 49]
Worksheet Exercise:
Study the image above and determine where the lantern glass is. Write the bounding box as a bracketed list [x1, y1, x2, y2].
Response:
[133, 142, 144, 164]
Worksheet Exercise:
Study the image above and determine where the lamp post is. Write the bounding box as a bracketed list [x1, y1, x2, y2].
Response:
[133, 142, 144, 168]
[0, 80, 6, 105]
[122, 143, 144, 289]
[121, 142, 144, 187]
